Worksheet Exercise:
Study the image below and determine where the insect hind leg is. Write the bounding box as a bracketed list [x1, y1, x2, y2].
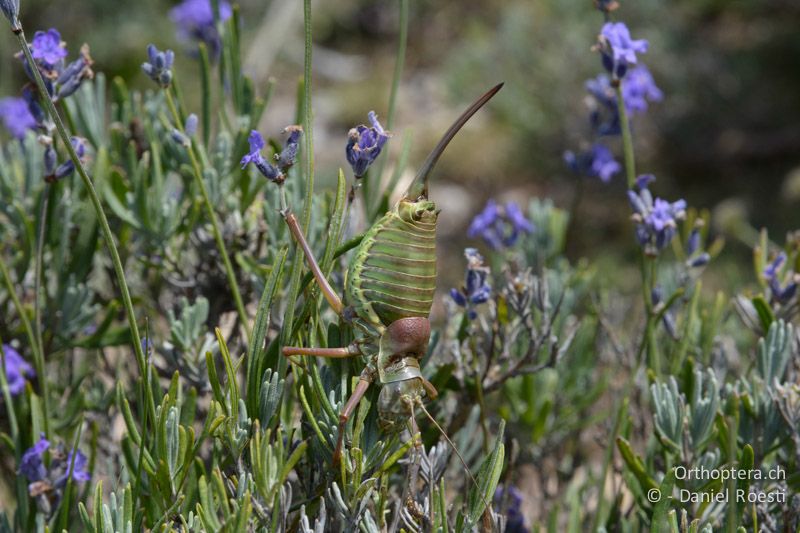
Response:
[333, 371, 373, 467]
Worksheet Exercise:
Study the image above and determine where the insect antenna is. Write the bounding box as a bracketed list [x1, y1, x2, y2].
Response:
[415, 399, 495, 516]
[405, 83, 504, 200]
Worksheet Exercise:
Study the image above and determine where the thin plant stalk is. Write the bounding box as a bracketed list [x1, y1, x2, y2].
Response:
[0, 253, 48, 436]
[163, 89, 250, 341]
[12, 27, 157, 426]
[615, 83, 636, 189]
[370, 0, 409, 209]
[279, 0, 315, 367]
[33, 185, 51, 434]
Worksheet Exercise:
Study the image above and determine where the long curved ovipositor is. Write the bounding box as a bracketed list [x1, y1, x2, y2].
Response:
[404, 82, 504, 201]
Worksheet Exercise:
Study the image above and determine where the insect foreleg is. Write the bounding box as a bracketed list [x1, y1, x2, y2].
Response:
[281, 345, 361, 358]
[334, 370, 374, 466]
[282, 209, 344, 314]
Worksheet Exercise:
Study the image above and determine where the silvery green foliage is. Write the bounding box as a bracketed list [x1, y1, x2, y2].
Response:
[651, 377, 686, 452]
[757, 319, 793, 386]
[688, 368, 719, 449]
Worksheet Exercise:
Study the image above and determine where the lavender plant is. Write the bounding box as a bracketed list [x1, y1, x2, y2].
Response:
[0, 1, 797, 532]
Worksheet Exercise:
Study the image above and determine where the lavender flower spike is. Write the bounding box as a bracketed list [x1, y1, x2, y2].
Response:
[30, 29, 68, 70]
[346, 111, 390, 177]
[0, 0, 20, 30]
[241, 130, 282, 183]
[142, 44, 175, 88]
[1, 343, 35, 396]
[450, 248, 492, 319]
[599, 22, 648, 79]
[622, 64, 663, 114]
[19, 435, 50, 482]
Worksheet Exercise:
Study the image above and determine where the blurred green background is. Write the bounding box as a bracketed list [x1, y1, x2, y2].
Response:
[2, 0, 799, 288]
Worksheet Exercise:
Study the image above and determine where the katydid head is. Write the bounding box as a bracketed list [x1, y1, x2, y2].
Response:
[397, 197, 438, 225]
[378, 378, 427, 432]
[403, 83, 503, 202]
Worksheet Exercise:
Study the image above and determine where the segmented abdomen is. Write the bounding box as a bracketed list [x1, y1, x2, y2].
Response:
[346, 210, 436, 329]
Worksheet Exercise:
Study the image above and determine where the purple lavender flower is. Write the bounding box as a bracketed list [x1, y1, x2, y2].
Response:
[30, 29, 68, 70]
[170, 0, 232, 58]
[622, 65, 663, 114]
[1, 344, 34, 396]
[467, 200, 535, 250]
[564, 143, 621, 183]
[763, 252, 798, 305]
[0, 97, 37, 139]
[627, 175, 687, 253]
[599, 22, 648, 79]
[54, 449, 91, 487]
[450, 248, 492, 319]
[142, 44, 175, 88]
[494, 485, 529, 533]
[55, 44, 94, 100]
[585, 74, 620, 136]
[242, 127, 303, 183]
[47, 137, 89, 183]
[345, 111, 390, 178]
[0, 0, 20, 29]
[19, 436, 50, 482]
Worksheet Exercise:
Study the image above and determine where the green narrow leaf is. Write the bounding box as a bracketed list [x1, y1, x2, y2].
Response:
[650, 470, 676, 533]
[245, 247, 288, 416]
[750, 296, 774, 333]
[466, 419, 505, 526]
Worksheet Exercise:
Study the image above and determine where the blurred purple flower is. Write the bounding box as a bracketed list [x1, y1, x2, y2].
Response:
[31, 29, 68, 69]
[54, 449, 91, 487]
[142, 44, 174, 88]
[622, 65, 663, 114]
[494, 485, 529, 533]
[170, 0, 232, 58]
[0, 97, 37, 139]
[47, 137, 89, 183]
[1, 344, 34, 396]
[564, 143, 621, 183]
[19, 436, 49, 482]
[599, 22, 648, 78]
[450, 248, 492, 319]
[763, 252, 798, 305]
[467, 200, 535, 250]
[628, 176, 687, 253]
[55, 44, 94, 100]
[346, 111, 389, 177]
[585, 74, 620, 136]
